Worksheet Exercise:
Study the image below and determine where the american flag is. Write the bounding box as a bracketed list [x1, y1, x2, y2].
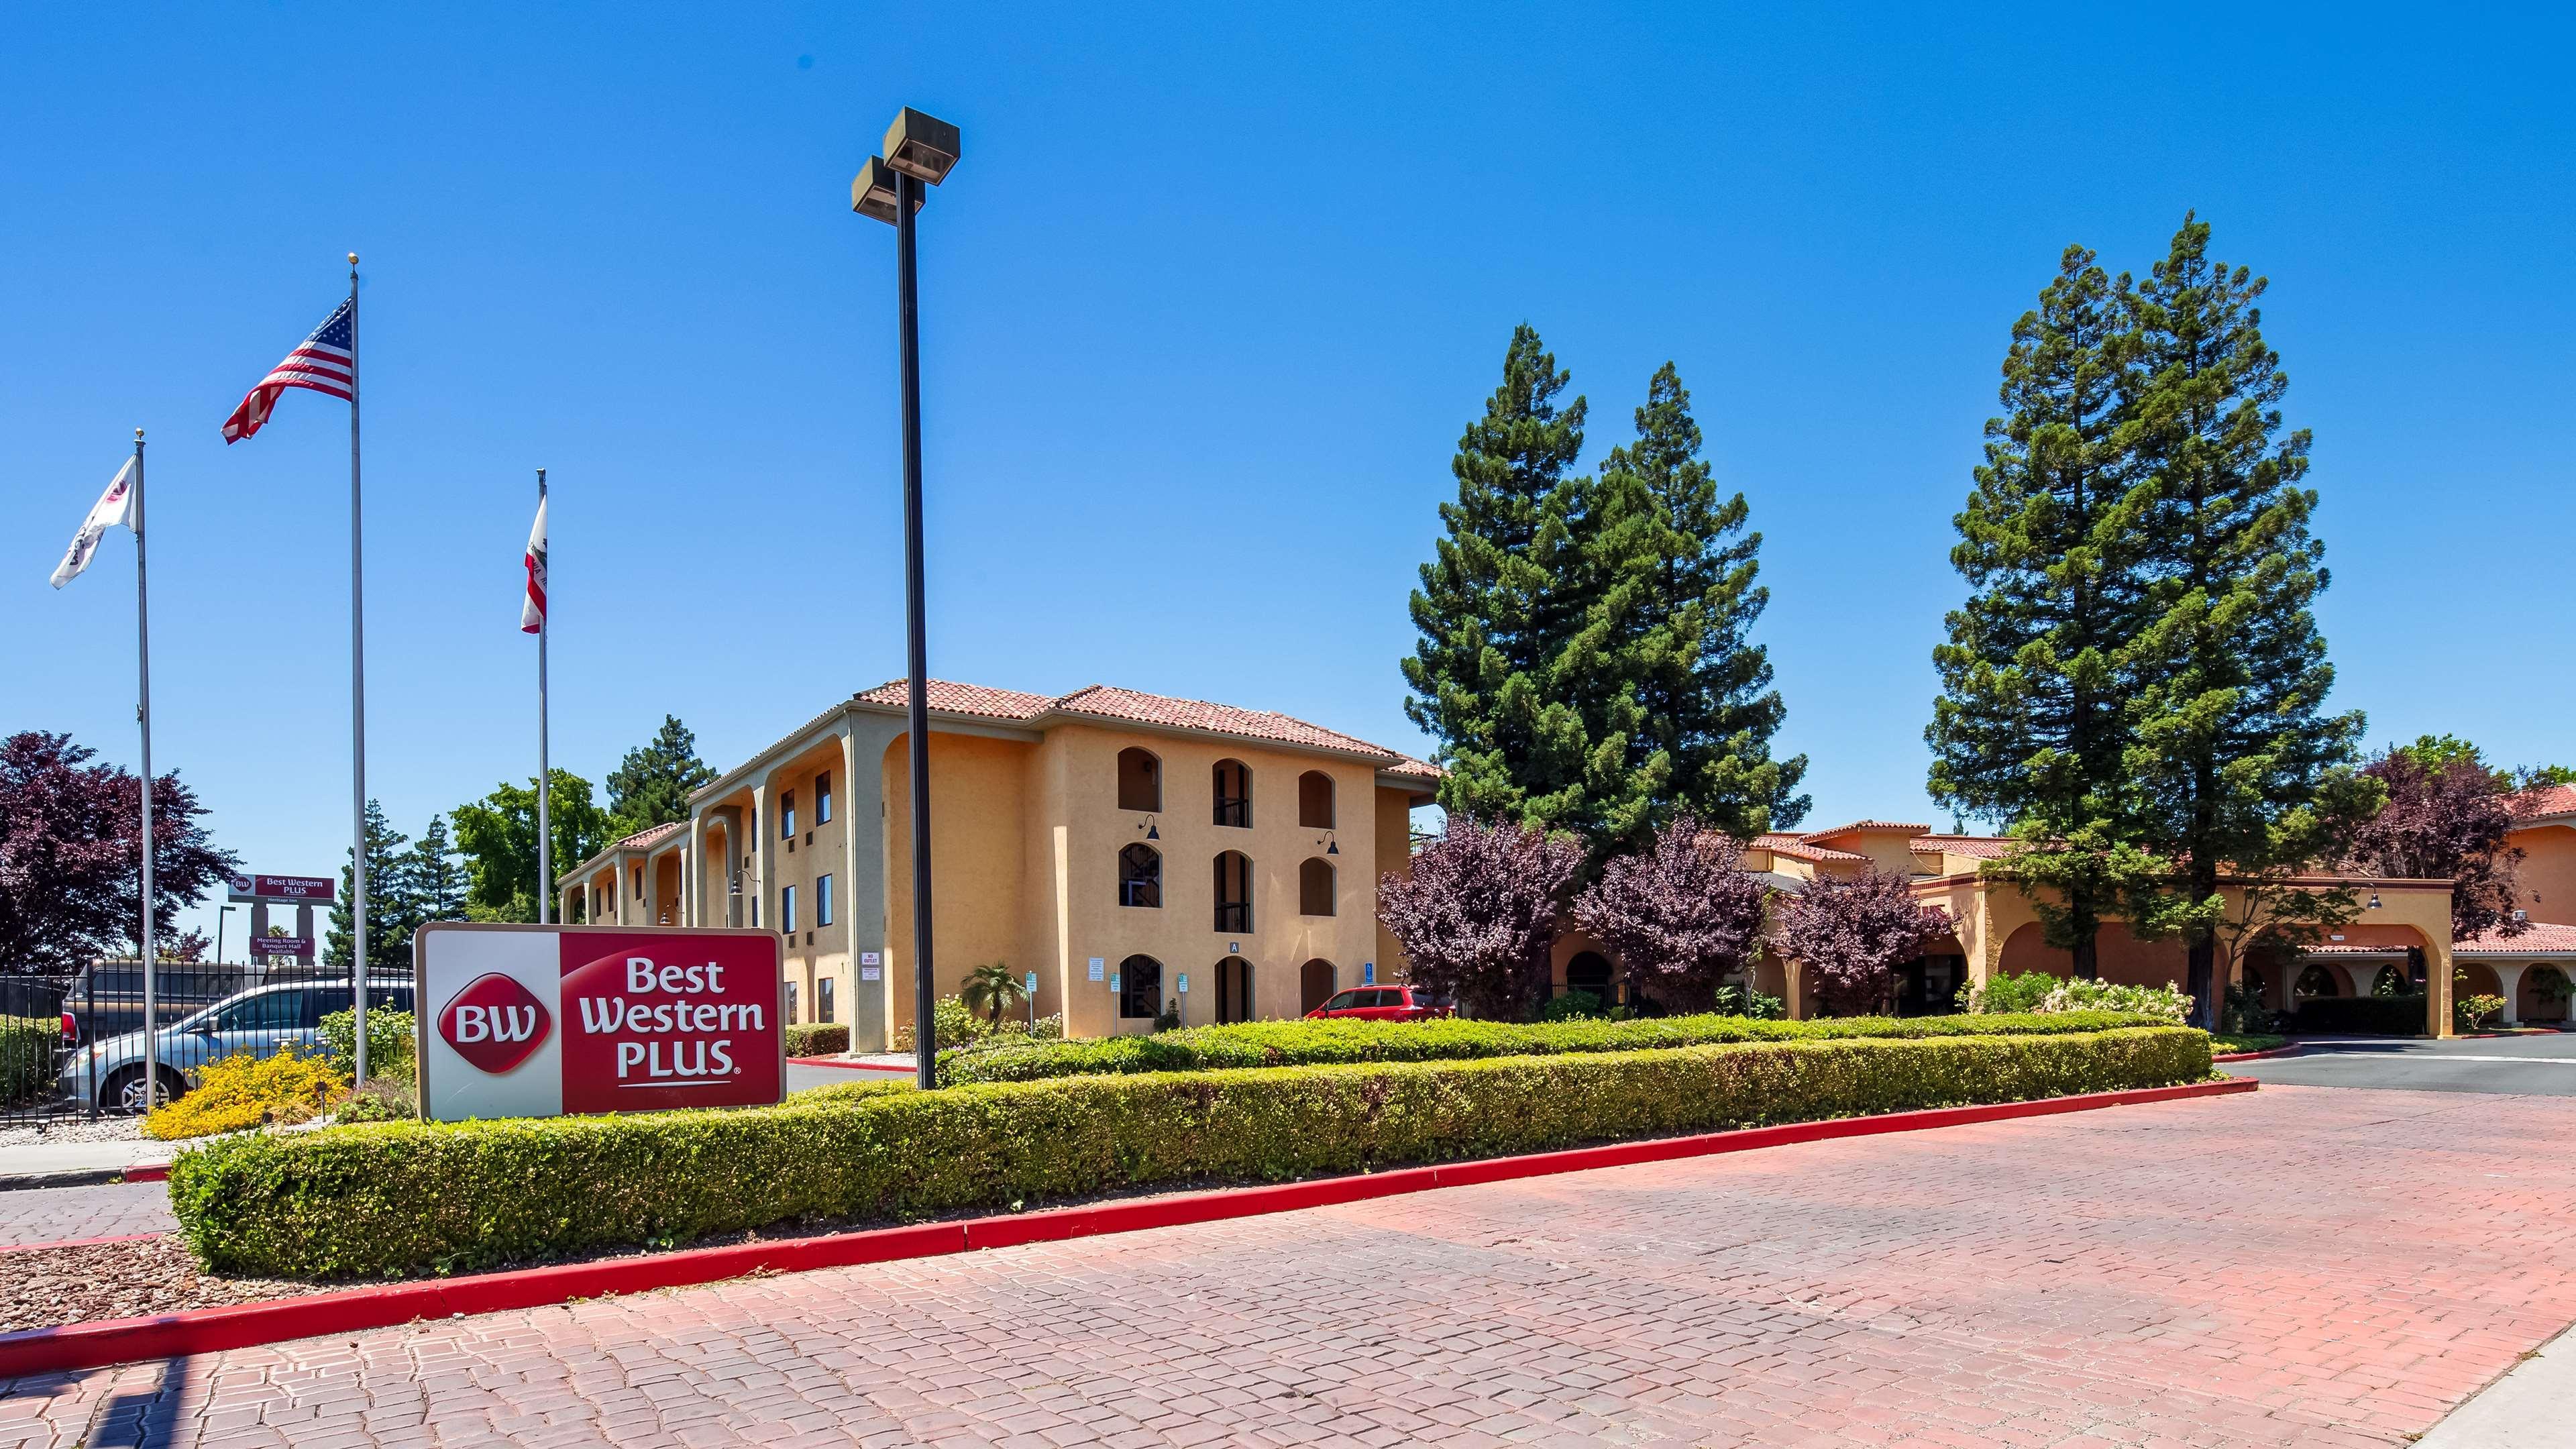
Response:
[221, 298, 354, 443]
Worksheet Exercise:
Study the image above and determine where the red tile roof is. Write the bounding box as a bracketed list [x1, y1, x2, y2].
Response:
[2506, 784, 2576, 822]
[1752, 833, 1870, 865]
[1908, 834, 2015, 861]
[851, 679, 1441, 771]
[612, 821, 685, 853]
[1799, 820, 1934, 841]
[2459, 920, 2576, 955]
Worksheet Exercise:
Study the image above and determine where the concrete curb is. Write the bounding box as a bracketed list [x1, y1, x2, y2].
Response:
[0, 1077, 2253, 1378]
[788, 1057, 910, 1073]
[0, 1163, 169, 1193]
[2211, 1044, 2306, 1063]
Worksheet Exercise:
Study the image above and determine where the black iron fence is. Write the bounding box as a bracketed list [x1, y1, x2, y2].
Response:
[3, 964, 415, 1121]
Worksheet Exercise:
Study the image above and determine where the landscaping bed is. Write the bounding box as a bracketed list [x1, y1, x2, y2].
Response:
[171, 1027, 2208, 1281]
[0, 1236, 303, 1333]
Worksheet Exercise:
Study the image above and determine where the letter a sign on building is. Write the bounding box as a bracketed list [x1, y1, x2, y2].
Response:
[415, 922, 784, 1122]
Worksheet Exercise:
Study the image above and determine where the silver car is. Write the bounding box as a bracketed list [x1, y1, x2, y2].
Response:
[58, 981, 415, 1114]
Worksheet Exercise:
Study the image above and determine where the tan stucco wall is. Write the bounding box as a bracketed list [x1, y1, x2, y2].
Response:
[2511, 824, 2576, 927]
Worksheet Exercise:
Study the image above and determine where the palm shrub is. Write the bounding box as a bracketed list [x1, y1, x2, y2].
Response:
[960, 963, 1027, 1028]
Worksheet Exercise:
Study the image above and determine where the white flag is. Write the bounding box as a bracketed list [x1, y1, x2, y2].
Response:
[50, 458, 138, 588]
[519, 494, 548, 633]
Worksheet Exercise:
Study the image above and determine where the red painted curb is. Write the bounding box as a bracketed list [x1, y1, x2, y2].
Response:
[0, 1076, 2253, 1379]
[120, 1165, 168, 1185]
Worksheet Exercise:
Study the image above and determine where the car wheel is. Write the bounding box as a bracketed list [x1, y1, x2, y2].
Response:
[103, 1066, 184, 1116]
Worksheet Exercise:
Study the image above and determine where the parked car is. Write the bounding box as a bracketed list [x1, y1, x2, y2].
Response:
[58, 980, 416, 1114]
[1304, 985, 1452, 1022]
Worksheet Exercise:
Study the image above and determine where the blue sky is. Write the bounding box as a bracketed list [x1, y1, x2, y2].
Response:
[6, 4, 2569, 953]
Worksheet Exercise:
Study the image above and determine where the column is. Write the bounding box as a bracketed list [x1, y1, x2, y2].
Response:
[2425, 940, 2456, 1039]
[749, 784, 770, 932]
[687, 812, 708, 926]
[2493, 963, 2526, 1028]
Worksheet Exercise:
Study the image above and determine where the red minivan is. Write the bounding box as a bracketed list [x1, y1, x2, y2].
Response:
[1305, 985, 1452, 1022]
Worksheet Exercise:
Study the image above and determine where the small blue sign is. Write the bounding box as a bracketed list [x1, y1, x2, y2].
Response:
[1177, 973, 1191, 993]
[1362, 961, 1376, 984]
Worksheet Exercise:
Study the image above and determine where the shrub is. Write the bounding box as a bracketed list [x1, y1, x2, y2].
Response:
[891, 998, 1064, 1053]
[145, 1045, 347, 1141]
[784, 1023, 850, 1057]
[336, 1078, 415, 1124]
[938, 1009, 2173, 1085]
[169, 1026, 2208, 1279]
[1967, 971, 2059, 1014]
[319, 1008, 415, 1081]
[1711, 985, 1785, 1020]
[2457, 993, 2508, 1031]
[2037, 979, 2190, 1024]
[1540, 990, 1629, 1022]
[2289, 995, 2427, 1036]
[0, 1015, 64, 1108]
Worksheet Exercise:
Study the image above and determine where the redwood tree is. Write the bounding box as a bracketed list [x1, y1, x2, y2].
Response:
[1378, 814, 1583, 1020]
[1574, 814, 1770, 1011]
[1772, 869, 1951, 1016]
[2351, 744, 2526, 945]
[0, 731, 237, 975]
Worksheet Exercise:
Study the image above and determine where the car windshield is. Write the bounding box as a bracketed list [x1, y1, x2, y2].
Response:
[1321, 991, 1363, 1011]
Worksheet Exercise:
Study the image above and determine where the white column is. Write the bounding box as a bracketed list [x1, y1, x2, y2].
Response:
[687, 812, 707, 926]
[749, 785, 771, 931]
[2493, 963, 2527, 1027]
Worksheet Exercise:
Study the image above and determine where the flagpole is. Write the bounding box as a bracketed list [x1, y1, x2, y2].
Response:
[345, 253, 369, 1085]
[133, 428, 158, 1112]
[535, 468, 551, 926]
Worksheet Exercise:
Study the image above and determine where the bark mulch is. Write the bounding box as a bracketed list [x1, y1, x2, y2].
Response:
[0, 1236, 307, 1333]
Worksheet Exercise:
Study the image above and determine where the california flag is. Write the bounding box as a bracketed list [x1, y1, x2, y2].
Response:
[519, 495, 548, 633]
[50, 459, 138, 589]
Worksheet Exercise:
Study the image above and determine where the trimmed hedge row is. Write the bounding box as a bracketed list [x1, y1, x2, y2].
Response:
[169, 1026, 2208, 1280]
[938, 1010, 2170, 1085]
[2290, 996, 2430, 1036]
[784, 1023, 851, 1057]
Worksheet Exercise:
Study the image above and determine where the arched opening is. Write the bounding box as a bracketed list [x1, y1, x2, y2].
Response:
[1215, 957, 1255, 1024]
[2522, 965, 2571, 1024]
[1118, 955, 1163, 1020]
[2371, 963, 2410, 998]
[1298, 770, 1335, 829]
[2294, 963, 2341, 1000]
[1117, 747, 1161, 813]
[1118, 843, 1162, 908]
[1299, 857, 1336, 916]
[1212, 759, 1252, 827]
[1214, 851, 1253, 932]
[1564, 950, 1615, 1009]
[1299, 959, 1337, 1014]
[1996, 922, 2074, 979]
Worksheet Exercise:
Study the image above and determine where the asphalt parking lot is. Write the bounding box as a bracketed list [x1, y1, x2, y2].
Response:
[2230, 1030, 2576, 1095]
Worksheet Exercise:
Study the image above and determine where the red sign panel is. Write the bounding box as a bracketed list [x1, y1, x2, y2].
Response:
[227, 873, 337, 903]
[553, 932, 782, 1113]
[252, 936, 314, 958]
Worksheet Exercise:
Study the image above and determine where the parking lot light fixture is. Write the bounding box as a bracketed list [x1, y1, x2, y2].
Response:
[882, 107, 961, 184]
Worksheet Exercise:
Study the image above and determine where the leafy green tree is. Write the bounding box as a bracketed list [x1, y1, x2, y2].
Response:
[1585, 364, 1807, 845]
[1403, 325, 1608, 837]
[2116, 214, 2367, 1024]
[605, 715, 716, 838]
[1929, 245, 2153, 978]
[2515, 763, 2576, 792]
[452, 771, 608, 923]
[325, 799, 418, 970]
[408, 814, 467, 926]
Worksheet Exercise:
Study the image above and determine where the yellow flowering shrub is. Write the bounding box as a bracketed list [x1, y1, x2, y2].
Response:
[144, 1045, 350, 1142]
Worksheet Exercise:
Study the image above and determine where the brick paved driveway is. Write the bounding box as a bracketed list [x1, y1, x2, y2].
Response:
[9, 1082, 2575, 1448]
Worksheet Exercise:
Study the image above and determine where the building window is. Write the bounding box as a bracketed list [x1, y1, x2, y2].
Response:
[1213, 759, 1252, 828]
[1117, 748, 1161, 812]
[1298, 770, 1335, 829]
[785, 979, 800, 1024]
[781, 883, 798, 934]
[1119, 954, 1163, 1020]
[1214, 851, 1253, 932]
[1118, 844, 1162, 908]
[816, 772, 833, 825]
[817, 873, 834, 927]
[782, 792, 796, 839]
[818, 975, 836, 1025]
[632, 864, 643, 898]
[1300, 857, 1335, 916]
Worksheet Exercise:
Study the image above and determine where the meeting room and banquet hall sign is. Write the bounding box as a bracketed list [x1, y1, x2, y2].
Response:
[414, 923, 786, 1123]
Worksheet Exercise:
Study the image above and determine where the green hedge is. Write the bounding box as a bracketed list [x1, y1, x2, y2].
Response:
[784, 1023, 851, 1057]
[938, 1010, 2170, 1085]
[2290, 996, 2429, 1036]
[0, 1016, 61, 1107]
[169, 1027, 2208, 1279]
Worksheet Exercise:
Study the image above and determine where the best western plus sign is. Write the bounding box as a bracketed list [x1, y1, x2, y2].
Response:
[415, 923, 784, 1122]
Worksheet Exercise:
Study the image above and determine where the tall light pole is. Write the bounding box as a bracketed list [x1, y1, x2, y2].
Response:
[853, 107, 961, 1090]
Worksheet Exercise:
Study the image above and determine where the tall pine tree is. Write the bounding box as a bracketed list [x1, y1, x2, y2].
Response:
[1928, 246, 2153, 977]
[1404, 326, 1623, 837]
[1587, 363, 1807, 846]
[408, 813, 467, 926]
[606, 715, 716, 838]
[325, 799, 417, 970]
[2117, 214, 2365, 1023]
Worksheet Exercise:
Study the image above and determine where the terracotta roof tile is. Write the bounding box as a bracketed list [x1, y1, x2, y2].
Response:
[851, 680, 1052, 722]
[612, 821, 686, 853]
[1801, 820, 1933, 843]
[2459, 920, 2576, 954]
[2506, 784, 2576, 821]
[1382, 756, 1443, 781]
[1752, 833, 1870, 865]
[1908, 834, 2015, 861]
[851, 679, 1436, 768]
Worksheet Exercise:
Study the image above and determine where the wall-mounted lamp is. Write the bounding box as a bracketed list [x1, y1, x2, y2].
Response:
[2367, 892, 2383, 910]
[1144, 816, 1160, 841]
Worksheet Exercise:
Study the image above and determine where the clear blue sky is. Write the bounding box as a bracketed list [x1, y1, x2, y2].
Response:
[6, 4, 2569, 953]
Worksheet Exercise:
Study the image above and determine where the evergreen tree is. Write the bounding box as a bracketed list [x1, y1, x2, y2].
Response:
[606, 715, 716, 837]
[2117, 214, 2366, 1024]
[325, 799, 418, 970]
[453, 770, 610, 922]
[1403, 325, 1617, 836]
[1587, 363, 1807, 845]
[1927, 245, 2153, 977]
[408, 813, 468, 926]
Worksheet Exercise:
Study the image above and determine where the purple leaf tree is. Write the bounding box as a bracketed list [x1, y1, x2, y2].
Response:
[1574, 814, 1770, 1012]
[0, 731, 237, 975]
[1378, 815, 1584, 1020]
[2352, 749, 2526, 945]
[1771, 868, 1952, 1016]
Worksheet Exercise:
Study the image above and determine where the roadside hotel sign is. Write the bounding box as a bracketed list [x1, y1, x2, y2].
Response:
[414, 923, 784, 1123]
[226, 873, 335, 904]
[252, 936, 314, 958]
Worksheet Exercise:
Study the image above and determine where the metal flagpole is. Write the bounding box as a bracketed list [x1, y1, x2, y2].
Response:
[536, 468, 551, 926]
[133, 428, 157, 1112]
[346, 254, 369, 1085]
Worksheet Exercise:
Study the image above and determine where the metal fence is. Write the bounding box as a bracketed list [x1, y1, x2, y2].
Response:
[2, 964, 415, 1122]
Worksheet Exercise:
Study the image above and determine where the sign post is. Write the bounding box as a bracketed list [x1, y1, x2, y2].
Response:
[414, 922, 784, 1123]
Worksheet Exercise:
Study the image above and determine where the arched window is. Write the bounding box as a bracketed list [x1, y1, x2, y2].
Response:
[1213, 759, 1252, 828]
[1214, 851, 1253, 932]
[1118, 955, 1163, 1020]
[1118, 844, 1162, 908]
[1564, 951, 1615, 1008]
[1299, 857, 1335, 916]
[1298, 770, 1335, 829]
[2294, 963, 2341, 999]
[1117, 748, 1161, 812]
[1299, 959, 1338, 1014]
[1215, 957, 1255, 1024]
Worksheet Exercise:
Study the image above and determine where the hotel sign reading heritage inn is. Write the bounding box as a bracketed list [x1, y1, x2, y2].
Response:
[414, 923, 785, 1123]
